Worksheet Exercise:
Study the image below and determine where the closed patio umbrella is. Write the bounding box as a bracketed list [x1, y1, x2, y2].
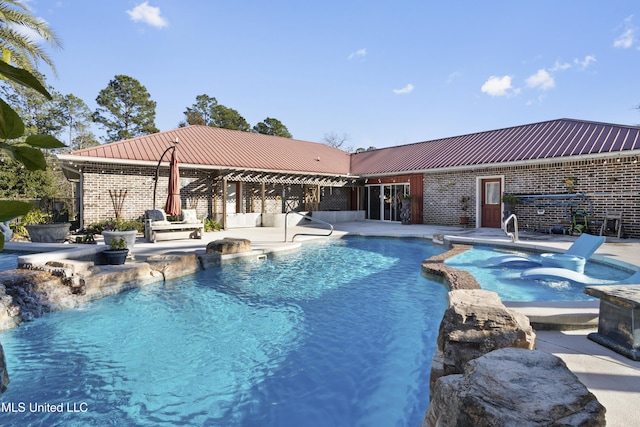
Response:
[164, 148, 181, 216]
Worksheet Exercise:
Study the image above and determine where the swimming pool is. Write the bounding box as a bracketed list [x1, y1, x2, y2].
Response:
[0, 252, 19, 272]
[0, 237, 448, 427]
[445, 245, 631, 302]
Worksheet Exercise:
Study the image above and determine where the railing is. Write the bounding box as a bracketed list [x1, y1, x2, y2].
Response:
[284, 211, 334, 242]
[503, 213, 519, 242]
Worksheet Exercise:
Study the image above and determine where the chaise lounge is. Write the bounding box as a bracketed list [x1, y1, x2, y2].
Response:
[477, 233, 606, 271]
[144, 209, 204, 243]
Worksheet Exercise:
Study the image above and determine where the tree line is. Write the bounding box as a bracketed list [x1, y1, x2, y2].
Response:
[0, 73, 294, 151]
[0, 1, 368, 206]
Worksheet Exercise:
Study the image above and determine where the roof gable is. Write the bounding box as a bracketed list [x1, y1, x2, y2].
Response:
[69, 125, 352, 176]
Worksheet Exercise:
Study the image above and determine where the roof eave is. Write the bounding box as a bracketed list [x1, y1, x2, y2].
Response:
[357, 150, 640, 177]
[56, 154, 356, 180]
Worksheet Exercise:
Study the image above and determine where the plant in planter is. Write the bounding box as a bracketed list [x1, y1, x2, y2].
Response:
[100, 218, 140, 250]
[22, 208, 71, 243]
[459, 196, 470, 225]
[400, 194, 412, 224]
[102, 236, 129, 265]
[0, 60, 67, 251]
[501, 194, 521, 220]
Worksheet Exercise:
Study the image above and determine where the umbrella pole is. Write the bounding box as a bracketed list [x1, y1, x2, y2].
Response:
[152, 140, 178, 210]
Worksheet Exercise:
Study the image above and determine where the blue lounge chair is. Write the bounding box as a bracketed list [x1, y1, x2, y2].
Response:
[477, 233, 606, 269]
[521, 266, 640, 285]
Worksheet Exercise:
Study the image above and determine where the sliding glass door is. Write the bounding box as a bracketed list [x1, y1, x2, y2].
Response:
[366, 184, 409, 222]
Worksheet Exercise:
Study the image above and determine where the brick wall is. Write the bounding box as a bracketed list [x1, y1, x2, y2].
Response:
[79, 164, 349, 226]
[421, 157, 640, 238]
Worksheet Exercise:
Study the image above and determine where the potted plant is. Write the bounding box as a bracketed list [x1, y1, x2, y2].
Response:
[459, 196, 470, 225]
[501, 194, 521, 219]
[101, 219, 138, 250]
[102, 236, 129, 265]
[400, 194, 412, 225]
[23, 208, 71, 243]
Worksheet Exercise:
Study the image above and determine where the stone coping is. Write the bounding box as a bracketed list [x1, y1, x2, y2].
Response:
[14, 244, 107, 268]
[585, 284, 640, 309]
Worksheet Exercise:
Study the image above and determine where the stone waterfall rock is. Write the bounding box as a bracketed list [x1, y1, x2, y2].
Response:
[206, 238, 251, 255]
[430, 289, 536, 394]
[0, 269, 79, 328]
[425, 347, 606, 427]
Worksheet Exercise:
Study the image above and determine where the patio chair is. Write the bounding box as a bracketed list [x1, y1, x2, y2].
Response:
[477, 233, 605, 268]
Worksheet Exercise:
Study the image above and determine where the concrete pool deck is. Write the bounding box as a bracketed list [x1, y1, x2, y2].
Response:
[5, 221, 640, 425]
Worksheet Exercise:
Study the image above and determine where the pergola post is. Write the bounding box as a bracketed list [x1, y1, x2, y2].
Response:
[222, 178, 227, 230]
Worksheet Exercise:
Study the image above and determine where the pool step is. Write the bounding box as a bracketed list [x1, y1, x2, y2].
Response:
[504, 301, 600, 331]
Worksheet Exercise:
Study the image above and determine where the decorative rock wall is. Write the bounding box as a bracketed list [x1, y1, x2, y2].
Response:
[429, 289, 536, 394]
[425, 348, 606, 427]
[422, 286, 605, 427]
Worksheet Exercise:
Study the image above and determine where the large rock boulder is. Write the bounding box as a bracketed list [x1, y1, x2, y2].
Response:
[430, 289, 536, 393]
[146, 254, 201, 281]
[0, 343, 8, 393]
[425, 348, 606, 427]
[0, 269, 79, 326]
[206, 238, 251, 255]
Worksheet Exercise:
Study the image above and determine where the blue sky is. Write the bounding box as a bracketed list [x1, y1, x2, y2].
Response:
[28, 1, 640, 149]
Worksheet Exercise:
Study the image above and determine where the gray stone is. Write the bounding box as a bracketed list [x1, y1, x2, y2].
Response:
[425, 348, 606, 427]
[206, 238, 251, 255]
[146, 254, 201, 280]
[81, 263, 162, 299]
[0, 343, 8, 393]
[430, 289, 535, 393]
[0, 269, 79, 327]
[198, 252, 221, 269]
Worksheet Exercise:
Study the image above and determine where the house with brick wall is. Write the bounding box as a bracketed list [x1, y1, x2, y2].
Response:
[57, 118, 640, 237]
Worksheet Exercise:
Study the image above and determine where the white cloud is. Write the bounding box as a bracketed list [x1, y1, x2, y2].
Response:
[348, 48, 367, 60]
[446, 71, 462, 84]
[575, 55, 596, 69]
[526, 69, 555, 90]
[480, 75, 517, 97]
[127, 2, 168, 29]
[550, 61, 571, 72]
[614, 29, 634, 48]
[393, 83, 414, 94]
[613, 16, 636, 48]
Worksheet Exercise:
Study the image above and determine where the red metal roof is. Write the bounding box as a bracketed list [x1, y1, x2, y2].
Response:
[66, 119, 640, 178]
[350, 119, 640, 175]
[69, 125, 352, 176]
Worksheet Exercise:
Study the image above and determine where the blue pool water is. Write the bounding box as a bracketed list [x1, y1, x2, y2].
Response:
[0, 237, 448, 427]
[0, 252, 19, 272]
[445, 245, 631, 302]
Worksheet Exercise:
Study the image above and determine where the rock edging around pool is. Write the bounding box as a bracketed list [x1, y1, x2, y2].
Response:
[421, 244, 480, 290]
[421, 287, 605, 426]
[420, 244, 606, 426]
[0, 239, 270, 334]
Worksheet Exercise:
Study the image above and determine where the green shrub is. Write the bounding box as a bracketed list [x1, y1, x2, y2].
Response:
[109, 237, 127, 250]
[88, 218, 144, 234]
[204, 218, 221, 232]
